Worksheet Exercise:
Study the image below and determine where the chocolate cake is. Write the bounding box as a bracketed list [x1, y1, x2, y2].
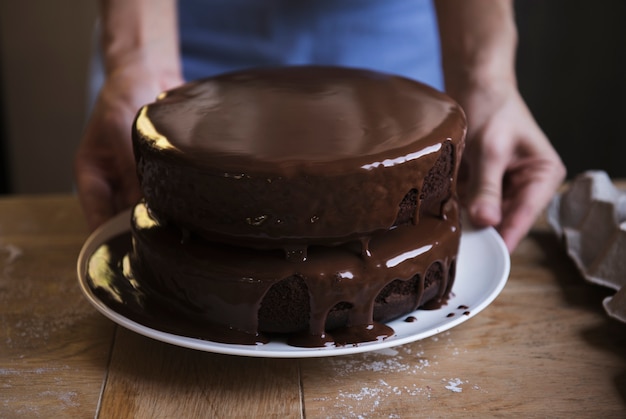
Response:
[129, 66, 466, 347]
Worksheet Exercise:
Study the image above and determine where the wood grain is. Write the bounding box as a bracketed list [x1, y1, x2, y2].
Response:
[99, 328, 302, 418]
[1, 194, 625, 418]
[0, 195, 114, 418]
[301, 218, 626, 417]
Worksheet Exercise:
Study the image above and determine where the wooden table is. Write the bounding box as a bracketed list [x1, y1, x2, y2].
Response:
[1, 194, 625, 418]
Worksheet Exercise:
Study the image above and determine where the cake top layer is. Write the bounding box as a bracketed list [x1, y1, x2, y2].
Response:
[134, 66, 465, 175]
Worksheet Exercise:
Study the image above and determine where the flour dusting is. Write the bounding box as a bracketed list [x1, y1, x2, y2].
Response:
[444, 378, 465, 393]
[0, 242, 23, 280]
[315, 331, 485, 417]
[334, 378, 435, 418]
[38, 390, 79, 407]
[0, 243, 23, 264]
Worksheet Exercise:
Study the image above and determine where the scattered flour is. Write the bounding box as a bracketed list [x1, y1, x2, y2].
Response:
[318, 331, 484, 417]
[444, 378, 465, 393]
[3, 310, 92, 348]
[37, 390, 79, 407]
[0, 365, 70, 376]
[334, 378, 435, 418]
[326, 345, 435, 377]
[372, 347, 399, 356]
[0, 242, 23, 280]
[1, 366, 82, 416]
[0, 243, 23, 265]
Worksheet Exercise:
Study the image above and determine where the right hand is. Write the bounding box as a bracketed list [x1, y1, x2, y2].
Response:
[74, 64, 183, 231]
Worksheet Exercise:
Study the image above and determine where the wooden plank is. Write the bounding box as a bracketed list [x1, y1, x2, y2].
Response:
[3, 191, 626, 417]
[300, 223, 626, 417]
[99, 328, 302, 418]
[0, 195, 115, 417]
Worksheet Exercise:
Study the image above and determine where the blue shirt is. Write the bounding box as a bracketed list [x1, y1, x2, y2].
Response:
[178, 0, 443, 90]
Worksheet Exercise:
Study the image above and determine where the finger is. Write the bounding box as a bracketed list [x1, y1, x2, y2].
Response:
[498, 159, 566, 251]
[498, 197, 536, 253]
[464, 142, 508, 228]
[75, 165, 116, 231]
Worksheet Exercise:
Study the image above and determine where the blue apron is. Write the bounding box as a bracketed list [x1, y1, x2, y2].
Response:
[178, 0, 443, 90]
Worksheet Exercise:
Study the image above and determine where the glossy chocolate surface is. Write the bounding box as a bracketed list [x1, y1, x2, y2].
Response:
[137, 66, 461, 171]
[127, 201, 459, 347]
[126, 66, 466, 347]
[133, 66, 466, 245]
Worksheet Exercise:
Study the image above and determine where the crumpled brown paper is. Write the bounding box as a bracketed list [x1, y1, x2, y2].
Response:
[547, 170, 626, 323]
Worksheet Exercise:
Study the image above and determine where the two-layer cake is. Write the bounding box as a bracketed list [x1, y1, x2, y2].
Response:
[128, 66, 466, 347]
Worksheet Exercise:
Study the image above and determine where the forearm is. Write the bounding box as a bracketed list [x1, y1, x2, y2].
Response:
[434, 0, 517, 94]
[99, 0, 181, 82]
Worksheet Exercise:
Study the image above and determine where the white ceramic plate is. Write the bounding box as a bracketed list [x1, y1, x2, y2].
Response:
[77, 210, 509, 358]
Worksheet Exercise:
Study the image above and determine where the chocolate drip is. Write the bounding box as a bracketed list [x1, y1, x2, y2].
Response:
[123, 199, 461, 347]
[360, 236, 372, 258]
[122, 66, 467, 348]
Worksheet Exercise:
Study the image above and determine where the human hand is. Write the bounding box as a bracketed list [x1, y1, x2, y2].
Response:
[434, 0, 566, 252]
[454, 79, 566, 252]
[74, 65, 183, 231]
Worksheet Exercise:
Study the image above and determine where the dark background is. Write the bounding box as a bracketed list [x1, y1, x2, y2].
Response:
[0, 1, 624, 194]
[515, 0, 626, 179]
[0, 53, 7, 194]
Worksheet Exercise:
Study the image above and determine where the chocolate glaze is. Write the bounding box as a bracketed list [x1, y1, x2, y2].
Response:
[133, 66, 466, 247]
[125, 66, 467, 348]
[128, 200, 459, 347]
[86, 234, 270, 345]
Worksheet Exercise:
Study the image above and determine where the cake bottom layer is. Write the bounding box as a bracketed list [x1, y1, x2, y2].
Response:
[129, 201, 460, 347]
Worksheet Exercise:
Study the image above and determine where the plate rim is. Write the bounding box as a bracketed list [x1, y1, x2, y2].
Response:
[77, 210, 510, 358]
